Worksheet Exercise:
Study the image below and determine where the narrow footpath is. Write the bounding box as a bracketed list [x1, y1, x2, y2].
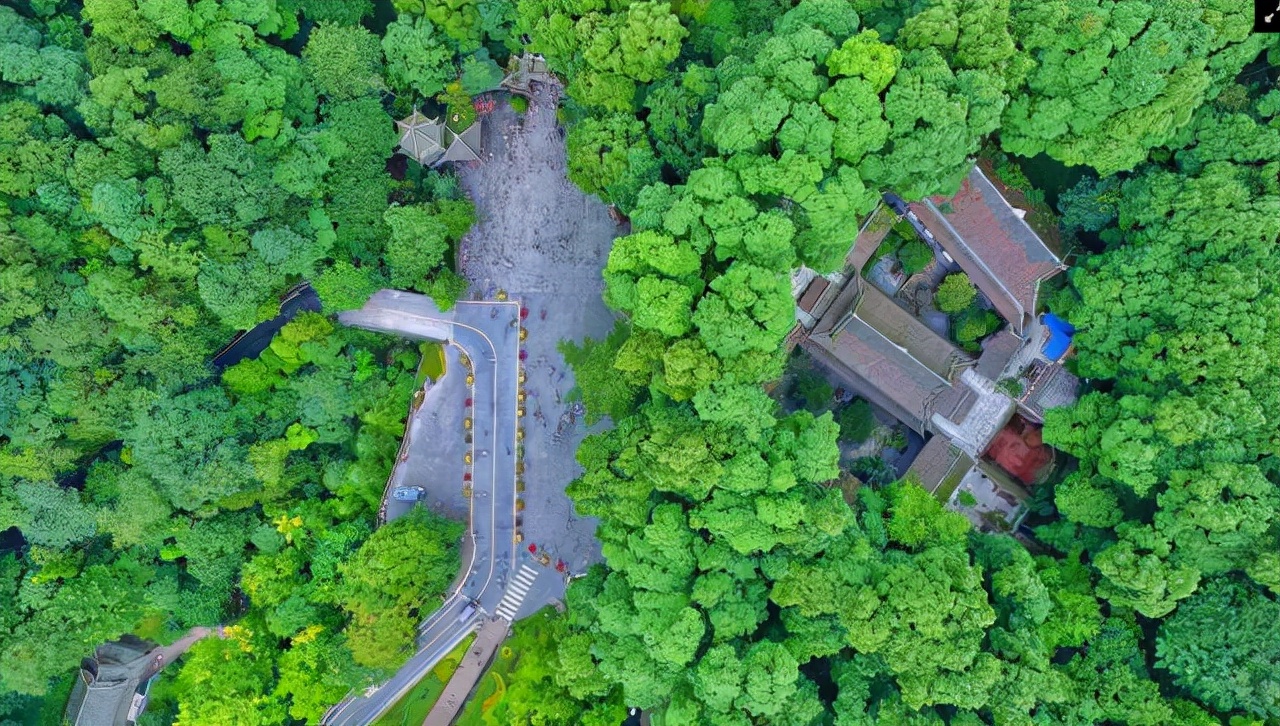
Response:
[423, 618, 509, 726]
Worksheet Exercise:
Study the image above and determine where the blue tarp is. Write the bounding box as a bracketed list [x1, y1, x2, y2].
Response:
[1041, 313, 1075, 361]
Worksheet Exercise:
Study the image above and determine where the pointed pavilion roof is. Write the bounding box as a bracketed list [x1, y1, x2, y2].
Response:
[396, 110, 446, 166]
[395, 109, 482, 166]
[441, 118, 482, 163]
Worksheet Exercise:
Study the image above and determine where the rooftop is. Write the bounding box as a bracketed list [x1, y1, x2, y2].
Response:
[975, 328, 1021, 381]
[907, 435, 973, 496]
[797, 277, 829, 313]
[805, 314, 953, 434]
[910, 166, 1064, 336]
[858, 284, 970, 378]
[396, 110, 482, 167]
[65, 637, 156, 726]
[1019, 361, 1081, 423]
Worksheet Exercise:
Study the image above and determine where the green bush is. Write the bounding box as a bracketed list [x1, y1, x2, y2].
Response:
[996, 378, 1024, 397]
[958, 490, 978, 507]
[935, 272, 976, 313]
[509, 95, 529, 114]
[793, 369, 834, 412]
[897, 237, 934, 275]
[891, 219, 917, 239]
[955, 306, 1000, 345]
[849, 456, 896, 486]
[836, 399, 876, 443]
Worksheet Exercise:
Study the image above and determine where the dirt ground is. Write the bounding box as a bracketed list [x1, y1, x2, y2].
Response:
[454, 84, 622, 590]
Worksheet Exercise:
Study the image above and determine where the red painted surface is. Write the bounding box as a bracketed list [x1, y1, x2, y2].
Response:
[985, 416, 1052, 485]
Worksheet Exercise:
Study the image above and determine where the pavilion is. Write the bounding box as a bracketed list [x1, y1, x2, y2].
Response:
[396, 110, 482, 167]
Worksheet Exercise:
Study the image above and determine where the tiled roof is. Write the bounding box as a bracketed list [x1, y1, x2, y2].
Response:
[806, 312, 951, 433]
[854, 283, 971, 381]
[1019, 362, 1080, 422]
[442, 119, 483, 163]
[797, 277, 829, 313]
[976, 329, 1021, 381]
[848, 204, 894, 275]
[806, 277, 972, 433]
[396, 111, 446, 166]
[907, 435, 973, 494]
[933, 384, 974, 423]
[910, 167, 1063, 336]
[66, 639, 155, 726]
[396, 111, 482, 166]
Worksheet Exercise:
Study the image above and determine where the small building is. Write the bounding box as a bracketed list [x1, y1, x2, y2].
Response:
[65, 637, 159, 726]
[500, 53, 556, 97]
[396, 110, 482, 167]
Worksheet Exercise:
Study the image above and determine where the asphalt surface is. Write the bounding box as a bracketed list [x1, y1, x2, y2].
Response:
[212, 282, 321, 368]
[325, 290, 526, 726]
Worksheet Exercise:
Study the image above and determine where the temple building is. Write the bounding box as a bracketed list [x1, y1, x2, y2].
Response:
[395, 110, 482, 167]
[791, 164, 1080, 531]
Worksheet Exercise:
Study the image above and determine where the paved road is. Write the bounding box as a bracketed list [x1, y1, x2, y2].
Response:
[212, 282, 321, 368]
[323, 290, 523, 726]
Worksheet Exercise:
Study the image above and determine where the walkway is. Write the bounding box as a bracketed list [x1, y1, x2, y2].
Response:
[422, 618, 509, 726]
[141, 627, 218, 681]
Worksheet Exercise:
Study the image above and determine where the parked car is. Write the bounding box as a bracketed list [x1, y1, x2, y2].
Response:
[392, 486, 425, 502]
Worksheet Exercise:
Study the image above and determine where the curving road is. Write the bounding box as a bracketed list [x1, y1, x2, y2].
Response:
[323, 290, 522, 726]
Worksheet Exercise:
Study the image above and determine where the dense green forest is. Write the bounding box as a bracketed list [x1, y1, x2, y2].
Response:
[1, 0, 1278, 724]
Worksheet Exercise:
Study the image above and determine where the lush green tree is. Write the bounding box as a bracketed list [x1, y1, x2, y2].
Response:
[172, 632, 288, 725]
[382, 204, 451, 290]
[300, 0, 375, 24]
[566, 114, 660, 211]
[1001, 0, 1267, 175]
[337, 508, 464, 670]
[1157, 578, 1280, 718]
[304, 23, 385, 100]
[314, 260, 381, 311]
[381, 14, 456, 97]
[934, 272, 975, 313]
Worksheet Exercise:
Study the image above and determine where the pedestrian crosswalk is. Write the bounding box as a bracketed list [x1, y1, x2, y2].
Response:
[495, 565, 539, 621]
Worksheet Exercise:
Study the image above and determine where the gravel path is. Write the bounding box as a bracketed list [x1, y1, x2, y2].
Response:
[456, 84, 622, 596]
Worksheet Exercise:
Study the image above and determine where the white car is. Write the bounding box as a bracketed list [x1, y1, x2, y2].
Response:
[392, 486, 425, 502]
